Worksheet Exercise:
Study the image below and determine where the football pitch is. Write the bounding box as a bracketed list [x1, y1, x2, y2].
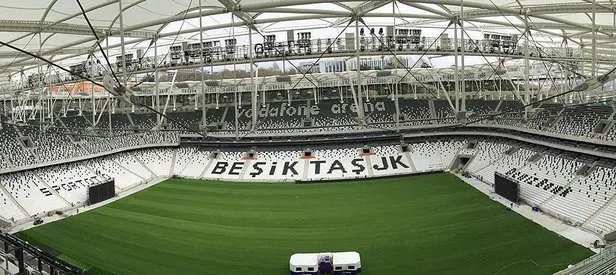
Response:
[19, 173, 593, 275]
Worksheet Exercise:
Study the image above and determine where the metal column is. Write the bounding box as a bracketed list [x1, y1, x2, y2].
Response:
[119, 0, 127, 86]
[90, 53, 96, 125]
[393, 2, 400, 131]
[249, 28, 258, 130]
[199, 0, 206, 132]
[355, 18, 365, 123]
[453, 20, 459, 112]
[155, 38, 161, 126]
[592, 0, 597, 77]
[460, 0, 466, 112]
[524, 15, 530, 119]
[106, 35, 112, 134]
[37, 33, 43, 128]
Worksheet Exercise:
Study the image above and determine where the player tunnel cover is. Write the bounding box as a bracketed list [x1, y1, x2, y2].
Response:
[289, 251, 361, 275]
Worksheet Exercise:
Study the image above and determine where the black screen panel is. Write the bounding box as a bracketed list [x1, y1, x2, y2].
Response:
[494, 173, 519, 203]
[87, 179, 115, 205]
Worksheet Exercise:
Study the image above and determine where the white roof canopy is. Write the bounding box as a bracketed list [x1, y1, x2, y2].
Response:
[1, 0, 615, 82]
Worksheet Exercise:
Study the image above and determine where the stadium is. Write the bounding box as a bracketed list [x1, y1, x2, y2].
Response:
[1, 0, 616, 274]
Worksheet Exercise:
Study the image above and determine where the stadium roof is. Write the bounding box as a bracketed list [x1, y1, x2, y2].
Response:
[1, 0, 616, 84]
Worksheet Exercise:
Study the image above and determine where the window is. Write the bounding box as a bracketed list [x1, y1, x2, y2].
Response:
[307, 267, 314, 271]
[348, 266, 355, 269]
[335, 266, 342, 270]
[295, 267, 302, 271]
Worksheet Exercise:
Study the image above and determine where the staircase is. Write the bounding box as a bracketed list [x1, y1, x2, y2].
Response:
[546, 108, 566, 130]
[130, 152, 156, 179]
[220, 106, 230, 127]
[169, 149, 178, 176]
[527, 153, 544, 163]
[494, 100, 503, 112]
[0, 152, 14, 167]
[33, 174, 71, 206]
[403, 151, 418, 172]
[609, 108, 616, 120]
[469, 151, 508, 175]
[583, 193, 616, 227]
[428, 100, 436, 121]
[504, 146, 519, 155]
[126, 113, 136, 128]
[112, 158, 148, 182]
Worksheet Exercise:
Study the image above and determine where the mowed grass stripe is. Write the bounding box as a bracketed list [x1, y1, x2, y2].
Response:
[19, 173, 593, 275]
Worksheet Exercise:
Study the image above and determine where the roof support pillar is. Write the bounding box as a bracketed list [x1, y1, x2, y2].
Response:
[119, 0, 127, 86]
[524, 13, 531, 118]
[454, 18, 460, 113]
[460, 0, 466, 113]
[354, 18, 365, 125]
[592, 0, 597, 77]
[155, 37, 161, 127]
[393, 1, 400, 131]
[199, 0, 207, 134]
[249, 28, 258, 131]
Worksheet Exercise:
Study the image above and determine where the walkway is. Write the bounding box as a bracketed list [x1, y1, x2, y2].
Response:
[457, 174, 604, 253]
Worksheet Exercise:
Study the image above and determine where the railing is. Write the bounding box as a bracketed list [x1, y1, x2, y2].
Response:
[554, 244, 616, 275]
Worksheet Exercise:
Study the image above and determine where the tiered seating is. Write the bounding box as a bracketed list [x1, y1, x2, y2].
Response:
[165, 111, 202, 130]
[83, 156, 144, 189]
[466, 99, 498, 118]
[507, 154, 583, 206]
[365, 100, 396, 125]
[174, 147, 211, 178]
[36, 163, 106, 205]
[493, 100, 524, 126]
[465, 141, 510, 172]
[313, 100, 358, 128]
[524, 103, 562, 131]
[0, 151, 10, 170]
[551, 105, 611, 137]
[544, 166, 616, 224]
[204, 107, 224, 125]
[60, 114, 92, 129]
[81, 134, 143, 154]
[132, 148, 174, 177]
[410, 140, 464, 172]
[433, 100, 455, 124]
[587, 198, 616, 234]
[221, 106, 252, 131]
[0, 124, 37, 167]
[399, 99, 431, 126]
[111, 152, 154, 180]
[371, 145, 399, 156]
[473, 148, 533, 184]
[258, 150, 303, 161]
[0, 187, 26, 222]
[314, 147, 360, 159]
[602, 125, 616, 142]
[95, 113, 133, 133]
[0, 172, 68, 217]
[218, 151, 246, 160]
[19, 126, 86, 163]
[258, 118, 302, 130]
[130, 113, 157, 130]
[314, 116, 357, 127]
[142, 131, 179, 144]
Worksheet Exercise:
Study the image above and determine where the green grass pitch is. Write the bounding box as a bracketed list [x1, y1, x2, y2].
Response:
[19, 173, 593, 275]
